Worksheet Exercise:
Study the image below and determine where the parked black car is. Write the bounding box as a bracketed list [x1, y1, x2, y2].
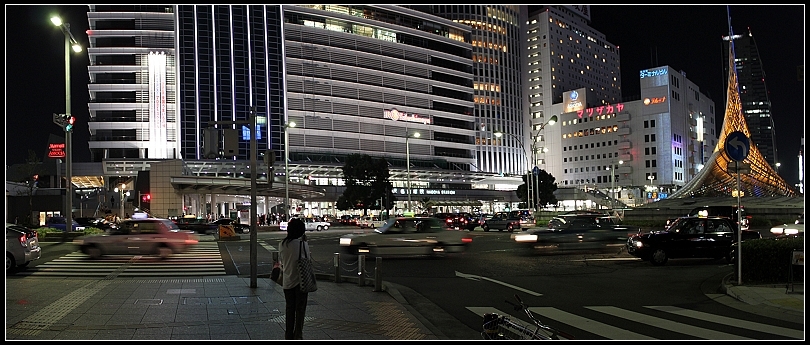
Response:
[211, 218, 249, 234]
[481, 213, 522, 232]
[445, 212, 477, 231]
[174, 217, 219, 235]
[666, 205, 750, 231]
[514, 214, 639, 253]
[627, 216, 761, 266]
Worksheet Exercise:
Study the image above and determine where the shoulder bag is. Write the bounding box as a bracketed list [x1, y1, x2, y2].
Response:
[298, 240, 318, 292]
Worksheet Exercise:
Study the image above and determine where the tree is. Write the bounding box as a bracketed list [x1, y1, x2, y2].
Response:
[13, 150, 46, 226]
[336, 154, 393, 215]
[515, 168, 558, 209]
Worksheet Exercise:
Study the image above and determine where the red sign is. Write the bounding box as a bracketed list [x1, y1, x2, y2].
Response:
[577, 103, 625, 118]
[48, 143, 66, 158]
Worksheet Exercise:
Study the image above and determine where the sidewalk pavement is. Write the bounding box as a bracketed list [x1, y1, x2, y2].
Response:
[7, 272, 802, 340]
[6, 274, 454, 340]
[720, 273, 804, 324]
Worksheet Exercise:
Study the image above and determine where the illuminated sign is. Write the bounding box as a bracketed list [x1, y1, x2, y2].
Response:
[640, 68, 668, 79]
[394, 188, 456, 195]
[576, 103, 625, 118]
[563, 89, 585, 113]
[384, 108, 431, 125]
[643, 97, 667, 105]
[48, 143, 66, 158]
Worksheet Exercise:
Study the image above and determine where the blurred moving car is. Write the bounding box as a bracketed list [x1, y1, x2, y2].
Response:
[74, 217, 118, 232]
[44, 216, 86, 232]
[513, 214, 639, 253]
[74, 218, 199, 259]
[303, 217, 330, 231]
[769, 213, 804, 237]
[6, 223, 41, 274]
[175, 215, 219, 234]
[211, 218, 249, 234]
[481, 213, 522, 232]
[626, 216, 760, 266]
[339, 216, 472, 257]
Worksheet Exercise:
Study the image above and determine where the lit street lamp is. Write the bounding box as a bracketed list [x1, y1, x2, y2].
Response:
[606, 160, 623, 210]
[494, 115, 557, 211]
[51, 15, 82, 238]
[284, 121, 296, 220]
[406, 131, 420, 213]
[114, 184, 129, 219]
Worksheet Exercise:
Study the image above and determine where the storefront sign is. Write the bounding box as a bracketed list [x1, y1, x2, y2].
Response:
[384, 108, 431, 125]
[643, 96, 667, 105]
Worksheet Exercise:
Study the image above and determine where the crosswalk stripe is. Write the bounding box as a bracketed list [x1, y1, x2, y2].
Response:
[586, 306, 751, 340]
[23, 242, 226, 277]
[528, 307, 655, 340]
[645, 306, 804, 339]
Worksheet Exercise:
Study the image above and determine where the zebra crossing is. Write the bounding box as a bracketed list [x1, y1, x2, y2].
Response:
[19, 242, 226, 278]
[467, 304, 804, 340]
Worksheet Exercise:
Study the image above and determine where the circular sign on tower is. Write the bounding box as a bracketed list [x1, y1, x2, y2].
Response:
[724, 131, 750, 162]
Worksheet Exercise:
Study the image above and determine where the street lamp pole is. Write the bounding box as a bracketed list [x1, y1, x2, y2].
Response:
[284, 121, 296, 220]
[52, 16, 81, 237]
[606, 160, 623, 210]
[495, 115, 557, 212]
[406, 132, 420, 213]
[648, 175, 655, 203]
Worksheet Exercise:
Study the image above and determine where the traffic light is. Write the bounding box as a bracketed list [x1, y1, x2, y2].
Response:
[141, 194, 151, 202]
[52, 113, 75, 131]
[65, 116, 75, 131]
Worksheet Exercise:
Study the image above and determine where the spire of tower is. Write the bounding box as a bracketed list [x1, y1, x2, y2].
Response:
[669, 7, 796, 198]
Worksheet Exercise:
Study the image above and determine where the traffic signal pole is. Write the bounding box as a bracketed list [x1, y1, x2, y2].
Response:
[63, 30, 73, 243]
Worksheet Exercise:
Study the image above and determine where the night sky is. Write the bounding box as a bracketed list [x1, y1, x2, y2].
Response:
[5, 5, 805, 187]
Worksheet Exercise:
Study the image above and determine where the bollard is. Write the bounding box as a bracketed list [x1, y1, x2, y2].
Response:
[358, 255, 366, 286]
[333, 252, 341, 283]
[272, 251, 278, 262]
[374, 256, 382, 292]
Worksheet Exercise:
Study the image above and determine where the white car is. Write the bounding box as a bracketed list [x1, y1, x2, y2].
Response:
[357, 216, 386, 229]
[302, 217, 330, 231]
[6, 223, 42, 274]
[770, 223, 804, 237]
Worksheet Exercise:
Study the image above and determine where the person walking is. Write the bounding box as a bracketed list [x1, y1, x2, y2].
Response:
[279, 218, 310, 340]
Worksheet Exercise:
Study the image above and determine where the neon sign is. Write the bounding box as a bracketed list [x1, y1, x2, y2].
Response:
[576, 103, 624, 118]
[384, 108, 431, 125]
[48, 143, 66, 158]
[640, 68, 668, 79]
[643, 97, 667, 105]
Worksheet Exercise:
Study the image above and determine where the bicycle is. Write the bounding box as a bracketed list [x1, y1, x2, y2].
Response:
[481, 294, 575, 340]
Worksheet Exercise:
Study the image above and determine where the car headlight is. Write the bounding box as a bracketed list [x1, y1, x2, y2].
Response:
[785, 228, 799, 235]
[632, 240, 643, 248]
[770, 227, 786, 235]
[339, 238, 352, 246]
[514, 234, 538, 242]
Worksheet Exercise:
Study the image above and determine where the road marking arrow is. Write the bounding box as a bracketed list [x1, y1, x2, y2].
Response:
[455, 271, 543, 296]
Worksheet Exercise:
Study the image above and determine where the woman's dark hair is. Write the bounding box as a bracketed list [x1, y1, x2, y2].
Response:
[282, 218, 306, 246]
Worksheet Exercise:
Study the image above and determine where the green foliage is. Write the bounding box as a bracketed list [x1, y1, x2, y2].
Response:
[515, 169, 558, 208]
[337, 154, 392, 214]
[737, 237, 804, 284]
[83, 227, 106, 235]
[36, 227, 61, 235]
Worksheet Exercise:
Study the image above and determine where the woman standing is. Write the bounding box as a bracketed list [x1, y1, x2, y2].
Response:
[279, 218, 309, 340]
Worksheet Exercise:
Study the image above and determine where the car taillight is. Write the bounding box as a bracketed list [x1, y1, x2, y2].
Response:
[462, 237, 473, 243]
[18, 233, 27, 246]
